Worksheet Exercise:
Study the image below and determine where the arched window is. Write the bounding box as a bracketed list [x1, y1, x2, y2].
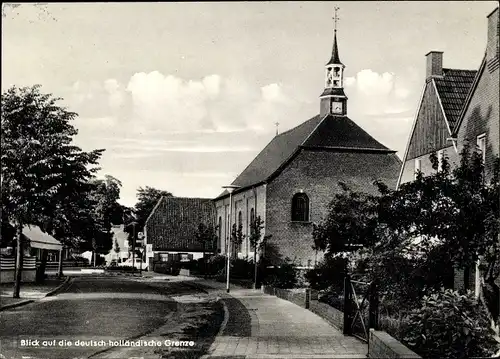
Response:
[249, 208, 255, 233]
[291, 193, 310, 222]
[218, 216, 222, 247]
[237, 211, 243, 253]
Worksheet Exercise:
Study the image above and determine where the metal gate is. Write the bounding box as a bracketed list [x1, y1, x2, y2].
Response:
[343, 275, 379, 343]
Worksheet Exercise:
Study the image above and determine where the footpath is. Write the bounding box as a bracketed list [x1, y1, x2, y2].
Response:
[147, 274, 368, 359]
[0, 276, 70, 311]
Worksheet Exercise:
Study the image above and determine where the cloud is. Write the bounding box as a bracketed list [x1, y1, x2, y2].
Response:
[67, 71, 307, 138]
[346, 68, 418, 118]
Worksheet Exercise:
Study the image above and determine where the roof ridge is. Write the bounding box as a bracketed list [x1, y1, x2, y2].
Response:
[442, 67, 478, 73]
[275, 114, 320, 137]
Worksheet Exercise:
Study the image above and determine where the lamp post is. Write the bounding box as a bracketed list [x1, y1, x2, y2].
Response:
[222, 185, 241, 293]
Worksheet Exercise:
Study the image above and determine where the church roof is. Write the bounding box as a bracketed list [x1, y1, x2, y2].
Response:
[434, 68, 477, 130]
[320, 87, 347, 98]
[217, 114, 394, 198]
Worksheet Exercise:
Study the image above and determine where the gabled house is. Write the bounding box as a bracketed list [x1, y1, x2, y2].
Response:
[397, 52, 477, 186]
[214, 27, 401, 268]
[397, 7, 499, 294]
[454, 7, 499, 182]
[144, 197, 215, 270]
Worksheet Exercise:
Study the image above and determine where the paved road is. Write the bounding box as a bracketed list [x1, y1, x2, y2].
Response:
[0, 275, 204, 359]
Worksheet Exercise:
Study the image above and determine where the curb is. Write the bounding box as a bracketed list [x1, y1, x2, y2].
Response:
[45, 276, 72, 297]
[0, 299, 35, 312]
[0, 276, 71, 311]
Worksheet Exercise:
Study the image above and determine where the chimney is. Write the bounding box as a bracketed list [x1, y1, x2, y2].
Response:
[426, 51, 443, 80]
[486, 7, 499, 62]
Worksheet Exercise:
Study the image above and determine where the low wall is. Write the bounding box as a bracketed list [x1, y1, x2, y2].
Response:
[368, 329, 421, 358]
[262, 284, 419, 359]
[309, 300, 344, 331]
[261, 284, 306, 308]
[0, 257, 37, 283]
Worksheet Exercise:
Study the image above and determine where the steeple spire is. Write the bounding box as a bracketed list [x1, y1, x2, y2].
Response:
[327, 7, 343, 66]
[320, 6, 348, 117]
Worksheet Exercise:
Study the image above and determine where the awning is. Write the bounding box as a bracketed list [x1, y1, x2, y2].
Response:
[23, 225, 63, 251]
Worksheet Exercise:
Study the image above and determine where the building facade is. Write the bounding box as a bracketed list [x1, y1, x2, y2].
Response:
[214, 27, 401, 268]
[397, 7, 499, 293]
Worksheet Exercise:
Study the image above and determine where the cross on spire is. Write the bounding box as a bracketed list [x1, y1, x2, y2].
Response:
[333, 7, 340, 32]
[275, 122, 280, 136]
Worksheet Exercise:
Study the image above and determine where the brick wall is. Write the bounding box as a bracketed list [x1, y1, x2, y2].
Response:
[266, 149, 400, 266]
[368, 329, 422, 359]
[456, 54, 499, 183]
[214, 184, 267, 258]
[309, 300, 344, 331]
[261, 285, 306, 308]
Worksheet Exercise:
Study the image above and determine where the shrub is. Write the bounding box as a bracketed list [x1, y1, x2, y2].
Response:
[262, 259, 298, 289]
[402, 288, 498, 359]
[204, 254, 226, 275]
[231, 258, 254, 279]
[305, 257, 346, 291]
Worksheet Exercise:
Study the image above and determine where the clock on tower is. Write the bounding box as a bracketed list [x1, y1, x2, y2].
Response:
[331, 101, 343, 114]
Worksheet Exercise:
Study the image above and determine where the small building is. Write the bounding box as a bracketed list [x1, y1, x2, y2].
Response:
[214, 26, 401, 268]
[144, 197, 216, 270]
[0, 225, 63, 283]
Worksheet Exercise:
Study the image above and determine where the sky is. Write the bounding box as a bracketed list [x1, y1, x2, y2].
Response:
[2, 2, 498, 207]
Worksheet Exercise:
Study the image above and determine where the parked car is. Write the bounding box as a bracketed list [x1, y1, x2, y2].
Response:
[118, 258, 148, 271]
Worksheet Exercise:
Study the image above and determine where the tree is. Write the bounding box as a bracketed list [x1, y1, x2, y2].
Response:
[312, 182, 381, 265]
[1, 85, 103, 297]
[231, 222, 244, 259]
[194, 222, 218, 257]
[135, 186, 173, 229]
[249, 215, 264, 288]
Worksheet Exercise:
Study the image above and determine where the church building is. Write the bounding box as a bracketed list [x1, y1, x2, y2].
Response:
[213, 23, 402, 267]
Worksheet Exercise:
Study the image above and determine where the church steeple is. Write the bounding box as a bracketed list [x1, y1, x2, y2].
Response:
[320, 7, 348, 118]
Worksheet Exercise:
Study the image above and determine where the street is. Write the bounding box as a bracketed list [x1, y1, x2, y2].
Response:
[0, 274, 216, 359]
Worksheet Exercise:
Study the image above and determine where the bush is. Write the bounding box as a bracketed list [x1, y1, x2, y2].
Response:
[231, 258, 254, 279]
[261, 259, 298, 289]
[204, 254, 226, 276]
[402, 288, 498, 359]
[305, 257, 347, 291]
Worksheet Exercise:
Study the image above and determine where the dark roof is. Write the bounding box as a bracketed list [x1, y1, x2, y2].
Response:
[218, 114, 394, 198]
[303, 115, 391, 150]
[320, 87, 347, 98]
[145, 197, 215, 252]
[327, 30, 343, 66]
[434, 68, 477, 130]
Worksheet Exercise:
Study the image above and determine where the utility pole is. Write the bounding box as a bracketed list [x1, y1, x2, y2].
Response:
[132, 221, 136, 275]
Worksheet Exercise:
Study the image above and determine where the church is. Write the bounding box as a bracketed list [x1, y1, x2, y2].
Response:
[213, 23, 402, 268]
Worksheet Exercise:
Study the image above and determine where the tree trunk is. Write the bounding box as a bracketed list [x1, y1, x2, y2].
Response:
[57, 249, 63, 278]
[253, 248, 258, 289]
[37, 249, 48, 283]
[13, 222, 23, 298]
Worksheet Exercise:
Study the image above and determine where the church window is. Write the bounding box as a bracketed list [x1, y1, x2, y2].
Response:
[291, 193, 310, 222]
[334, 67, 340, 76]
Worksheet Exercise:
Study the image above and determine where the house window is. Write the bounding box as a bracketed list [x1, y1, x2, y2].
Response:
[414, 159, 421, 179]
[477, 134, 486, 163]
[292, 193, 310, 222]
[437, 150, 444, 171]
[237, 211, 243, 253]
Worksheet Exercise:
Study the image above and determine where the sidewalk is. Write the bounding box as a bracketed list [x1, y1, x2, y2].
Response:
[0, 276, 70, 311]
[187, 278, 368, 359]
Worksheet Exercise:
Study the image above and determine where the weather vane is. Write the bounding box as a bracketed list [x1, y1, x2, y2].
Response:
[333, 7, 340, 32]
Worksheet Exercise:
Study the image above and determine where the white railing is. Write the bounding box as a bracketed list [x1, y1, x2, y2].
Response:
[0, 257, 36, 270]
